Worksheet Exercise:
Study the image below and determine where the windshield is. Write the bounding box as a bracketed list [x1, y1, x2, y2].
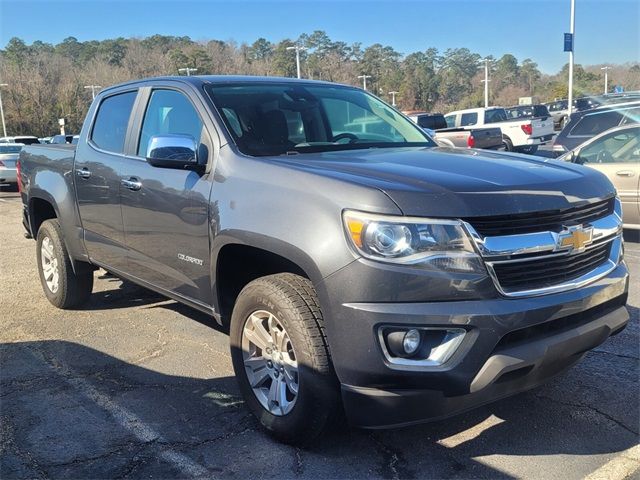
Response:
[0, 145, 22, 154]
[205, 83, 435, 156]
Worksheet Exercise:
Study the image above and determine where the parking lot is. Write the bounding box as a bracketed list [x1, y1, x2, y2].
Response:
[0, 188, 638, 479]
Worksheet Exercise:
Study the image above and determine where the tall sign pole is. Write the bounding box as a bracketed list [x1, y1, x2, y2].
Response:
[566, 0, 576, 120]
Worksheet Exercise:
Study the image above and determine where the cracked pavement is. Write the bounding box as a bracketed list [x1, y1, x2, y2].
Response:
[1, 189, 638, 479]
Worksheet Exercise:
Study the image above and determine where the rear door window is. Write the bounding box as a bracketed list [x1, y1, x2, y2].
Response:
[569, 111, 623, 137]
[484, 109, 508, 123]
[91, 91, 137, 153]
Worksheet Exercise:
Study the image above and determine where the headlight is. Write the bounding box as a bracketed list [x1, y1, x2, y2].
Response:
[343, 210, 485, 273]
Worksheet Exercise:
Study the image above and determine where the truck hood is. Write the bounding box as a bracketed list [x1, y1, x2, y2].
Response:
[267, 147, 615, 217]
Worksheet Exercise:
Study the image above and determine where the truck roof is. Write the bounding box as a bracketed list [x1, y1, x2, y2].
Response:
[446, 107, 506, 116]
[101, 75, 349, 95]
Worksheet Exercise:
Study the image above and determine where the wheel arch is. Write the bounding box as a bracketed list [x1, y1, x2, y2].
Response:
[212, 234, 326, 325]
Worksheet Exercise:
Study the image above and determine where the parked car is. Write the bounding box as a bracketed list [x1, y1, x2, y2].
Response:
[545, 100, 571, 130]
[19, 75, 629, 444]
[559, 124, 639, 230]
[0, 136, 40, 145]
[505, 104, 552, 121]
[445, 107, 554, 154]
[553, 101, 640, 154]
[0, 143, 22, 188]
[574, 96, 602, 112]
[407, 112, 502, 149]
[50, 134, 75, 144]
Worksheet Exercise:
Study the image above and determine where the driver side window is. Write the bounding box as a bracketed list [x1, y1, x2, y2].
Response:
[138, 89, 203, 157]
[577, 128, 640, 164]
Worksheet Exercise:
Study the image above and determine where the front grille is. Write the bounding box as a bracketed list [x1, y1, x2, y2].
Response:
[465, 197, 614, 237]
[492, 241, 612, 291]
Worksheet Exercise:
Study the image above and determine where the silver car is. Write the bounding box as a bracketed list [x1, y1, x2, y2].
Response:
[560, 124, 640, 230]
[0, 143, 22, 187]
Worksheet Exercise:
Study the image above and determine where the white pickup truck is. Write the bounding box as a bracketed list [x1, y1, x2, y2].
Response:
[445, 107, 555, 154]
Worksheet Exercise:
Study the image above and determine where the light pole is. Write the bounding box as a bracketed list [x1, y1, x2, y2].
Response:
[567, 0, 576, 120]
[286, 45, 306, 79]
[601, 66, 611, 94]
[178, 67, 198, 76]
[389, 91, 399, 107]
[480, 59, 490, 108]
[0, 83, 7, 137]
[84, 85, 102, 100]
[357, 74, 372, 91]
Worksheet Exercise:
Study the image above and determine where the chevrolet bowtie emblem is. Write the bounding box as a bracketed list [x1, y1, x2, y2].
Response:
[558, 225, 594, 252]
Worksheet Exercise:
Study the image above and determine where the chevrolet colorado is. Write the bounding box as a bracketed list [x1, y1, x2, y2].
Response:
[19, 76, 629, 445]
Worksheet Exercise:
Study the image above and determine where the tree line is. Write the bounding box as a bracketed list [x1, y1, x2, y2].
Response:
[1, 33, 638, 136]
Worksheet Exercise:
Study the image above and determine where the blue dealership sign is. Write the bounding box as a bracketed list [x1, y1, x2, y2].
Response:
[564, 33, 573, 52]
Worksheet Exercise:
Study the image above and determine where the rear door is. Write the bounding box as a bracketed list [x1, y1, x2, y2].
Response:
[120, 85, 215, 305]
[576, 126, 640, 226]
[75, 89, 138, 270]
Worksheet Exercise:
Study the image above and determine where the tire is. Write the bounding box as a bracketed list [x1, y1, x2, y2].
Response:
[36, 219, 94, 309]
[559, 116, 567, 130]
[516, 145, 539, 155]
[502, 136, 514, 151]
[230, 273, 339, 445]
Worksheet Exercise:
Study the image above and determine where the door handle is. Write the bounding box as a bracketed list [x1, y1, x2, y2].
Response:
[76, 168, 91, 179]
[121, 177, 142, 191]
[615, 170, 635, 177]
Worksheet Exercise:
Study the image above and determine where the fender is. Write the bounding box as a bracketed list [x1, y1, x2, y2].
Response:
[28, 164, 90, 272]
[211, 231, 327, 312]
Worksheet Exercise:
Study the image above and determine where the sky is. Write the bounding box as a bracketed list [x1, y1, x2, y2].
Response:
[0, 0, 638, 73]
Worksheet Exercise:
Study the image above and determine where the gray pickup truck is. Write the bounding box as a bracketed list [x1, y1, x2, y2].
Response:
[19, 76, 629, 445]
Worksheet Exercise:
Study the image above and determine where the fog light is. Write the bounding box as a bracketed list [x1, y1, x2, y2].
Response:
[403, 329, 421, 355]
[379, 326, 466, 369]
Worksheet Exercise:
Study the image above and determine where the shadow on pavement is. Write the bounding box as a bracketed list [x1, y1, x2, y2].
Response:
[1, 335, 637, 479]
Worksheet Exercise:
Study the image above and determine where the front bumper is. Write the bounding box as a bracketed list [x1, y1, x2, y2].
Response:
[321, 261, 629, 428]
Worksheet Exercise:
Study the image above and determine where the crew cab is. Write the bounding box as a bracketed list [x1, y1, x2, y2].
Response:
[19, 76, 629, 445]
[446, 107, 554, 154]
[407, 112, 502, 150]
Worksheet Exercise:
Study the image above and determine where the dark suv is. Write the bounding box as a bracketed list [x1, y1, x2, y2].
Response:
[553, 101, 640, 154]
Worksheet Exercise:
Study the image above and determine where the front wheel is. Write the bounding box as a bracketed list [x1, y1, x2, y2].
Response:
[36, 219, 94, 308]
[230, 273, 339, 445]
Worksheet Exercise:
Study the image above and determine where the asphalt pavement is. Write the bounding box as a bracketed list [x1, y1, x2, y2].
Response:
[1, 188, 638, 479]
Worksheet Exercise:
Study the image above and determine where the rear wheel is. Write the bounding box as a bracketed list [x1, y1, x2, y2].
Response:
[230, 273, 339, 445]
[559, 116, 567, 130]
[502, 136, 514, 151]
[36, 219, 93, 308]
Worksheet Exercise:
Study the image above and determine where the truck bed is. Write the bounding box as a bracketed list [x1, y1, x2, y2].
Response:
[434, 127, 503, 149]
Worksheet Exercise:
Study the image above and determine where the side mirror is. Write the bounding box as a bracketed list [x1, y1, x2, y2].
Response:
[146, 134, 199, 169]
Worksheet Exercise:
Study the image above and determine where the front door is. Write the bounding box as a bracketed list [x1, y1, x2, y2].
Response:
[120, 88, 214, 304]
[576, 126, 640, 227]
[75, 90, 137, 270]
